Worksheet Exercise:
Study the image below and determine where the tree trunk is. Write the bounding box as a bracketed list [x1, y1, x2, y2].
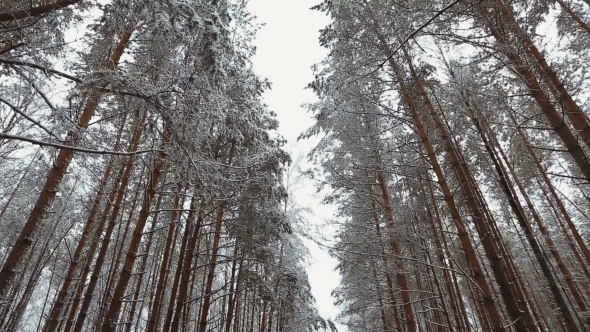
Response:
[509, 110, 590, 267]
[375, 168, 418, 332]
[43, 114, 129, 332]
[100, 126, 170, 332]
[470, 111, 580, 331]
[70, 112, 147, 332]
[197, 204, 226, 332]
[225, 246, 241, 332]
[376, 40, 504, 329]
[477, 2, 590, 181]
[146, 183, 184, 332]
[554, 0, 590, 34]
[0, 22, 134, 297]
[162, 195, 199, 332]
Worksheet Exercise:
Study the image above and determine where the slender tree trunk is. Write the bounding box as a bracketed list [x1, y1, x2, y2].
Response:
[470, 112, 580, 330]
[196, 204, 226, 332]
[100, 126, 170, 332]
[225, 246, 241, 332]
[121, 192, 164, 332]
[146, 183, 184, 332]
[70, 112, 147, 332]
[510, 111, 590, 267]
[375, 168, 418, 332]
[0, 22, 134, 297]
[376, 40, 504, 329]
[162, 195, 198, 332]
[493, 121, 589, 311]
[371, 258, 394, 332]
[0, 0, 81, 21]
[367, 181, 403, 332]
[42, 114, 129, 332]
[554, 0, 590, 34]
[421, 184, 467, 332]
[476, 2, 590, 181]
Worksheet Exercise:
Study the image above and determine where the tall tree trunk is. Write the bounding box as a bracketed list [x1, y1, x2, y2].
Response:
[43, 114, 129, 332]
[375, 37, 504, 329]
[196, 204, 226, 332]
[554, 0, 590, 34]
[0, 22, 134, 297]
[369, 195, 403, 332]
[509, 110, 590, 267]
[422, 183, 469, 332]
[399, 44, 540, 329]
[70, 112, 147, 332]
[120, 192, 164, 332]
[162, 195, 199, 332]
[146, 183, 184, 332]
[100, 126, 170, 332]
[493, 120, 589, 311]
[225, 246, 241, 332]
[375, 168, 418, 332]
[0, 0, 81, 21]
[476, 2, 590, 181]
[470, 111, 580, 330]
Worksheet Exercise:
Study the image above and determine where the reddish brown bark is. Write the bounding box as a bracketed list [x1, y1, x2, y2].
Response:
[100, 126, 170, 332]
[510, 111, 590, 268]
[162, 195, 200, 331]
[196, 204, 226, 332]
[43, 115, 129, 332]
[146, 183, 184, 332]
[69, 113, 147, 332]
[554, 0, 590, 34]
[0, 0, 81, 21]
[469, 112, 579, 329]
[378, 44, 503, 329]
[375, 169, 418, 332]
[423, 183, 471, 332]
[224, 247, 241, 332]
[0, 22, 134, 297]
[369, 195, 403, 332]
[477, 2, 590, 182]
[120, 193, 165, 331]
[494, 127, 588, 311]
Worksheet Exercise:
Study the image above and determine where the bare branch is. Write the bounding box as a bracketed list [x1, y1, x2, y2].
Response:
[0, 58, 82, 83]
[0, 96, 63, 141]
[0, 0, 81, 22]
[0, 133, 162, 156]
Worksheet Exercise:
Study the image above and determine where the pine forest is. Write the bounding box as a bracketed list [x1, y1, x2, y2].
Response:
[1, 0, 590, 332]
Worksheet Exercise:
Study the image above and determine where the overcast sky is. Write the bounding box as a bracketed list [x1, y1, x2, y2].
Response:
[245, 1, 346, 330]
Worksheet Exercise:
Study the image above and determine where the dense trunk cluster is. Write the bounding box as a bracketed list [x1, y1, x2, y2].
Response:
[0, 1, 332, 332]
[306, 0, 590, 331]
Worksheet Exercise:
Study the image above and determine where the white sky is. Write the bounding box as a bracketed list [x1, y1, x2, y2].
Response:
[246, 1, 346, 330]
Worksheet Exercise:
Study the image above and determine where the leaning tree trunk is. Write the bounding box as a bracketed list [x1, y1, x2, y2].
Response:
[70, 112, 147, 332]
[553, 0, 590, 34]
[0, 22, 134, 298]
[470, 112, 581, 331]
[374, 35, 504, 329]
[476, 2, 590, 182]
[375, 168, 418, 332]
[195, 204, 226, 332]
[100, 126, 170, 332]
[146, 183, 185, 332]
[161, 195, 200, 332]
[43, 113, 129, 332]
[509, 110, 590, 268]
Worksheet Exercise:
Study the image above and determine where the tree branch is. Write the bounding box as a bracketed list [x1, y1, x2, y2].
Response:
[0, 96, 63, 141]
[0, 58, 82, 83]
[0, 0, 81, 22]
[0, 133, 162, 156]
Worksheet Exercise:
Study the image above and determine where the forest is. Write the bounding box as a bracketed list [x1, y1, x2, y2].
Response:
[0, 0, 590, 331]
